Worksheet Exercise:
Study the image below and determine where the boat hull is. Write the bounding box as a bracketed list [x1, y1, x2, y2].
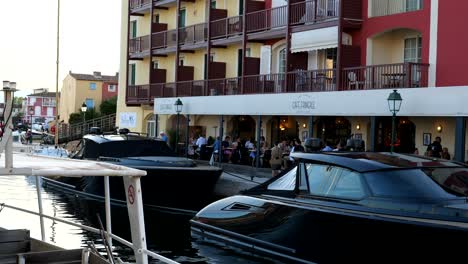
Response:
[46, 166, 222, 210]
[191, 195, 468, 263]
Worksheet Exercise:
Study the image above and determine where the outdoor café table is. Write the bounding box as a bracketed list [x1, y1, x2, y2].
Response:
[382, 73, 406, 87]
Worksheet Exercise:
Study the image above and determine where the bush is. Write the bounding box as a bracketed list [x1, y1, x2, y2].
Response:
[100, 96, 117, 116]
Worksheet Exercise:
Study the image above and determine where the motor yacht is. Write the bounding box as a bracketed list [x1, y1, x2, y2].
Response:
[191, 152, 468, 263]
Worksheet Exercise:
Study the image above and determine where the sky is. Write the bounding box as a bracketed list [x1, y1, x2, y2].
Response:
[0, 0, 121, 98]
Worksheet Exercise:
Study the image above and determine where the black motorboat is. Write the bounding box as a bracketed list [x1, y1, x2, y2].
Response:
[43, 132, 223, 210]
[191, 152, 468, 263]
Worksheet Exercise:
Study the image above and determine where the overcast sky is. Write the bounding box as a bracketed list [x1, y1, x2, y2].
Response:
[0, 0, 121, 98]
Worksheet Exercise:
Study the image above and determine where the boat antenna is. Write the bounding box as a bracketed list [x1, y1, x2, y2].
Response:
[54, 0, 60, 147]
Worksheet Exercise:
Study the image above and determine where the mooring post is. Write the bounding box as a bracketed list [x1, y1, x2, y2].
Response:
[123, 176, 148, 264]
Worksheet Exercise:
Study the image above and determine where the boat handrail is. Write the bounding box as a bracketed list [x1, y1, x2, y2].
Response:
[0, 88, 180, 264]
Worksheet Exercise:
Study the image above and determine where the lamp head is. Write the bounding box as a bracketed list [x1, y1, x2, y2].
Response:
[81, 102, 88, 112]
[387, 89, 403, 114]
[174, 98, 183, 113]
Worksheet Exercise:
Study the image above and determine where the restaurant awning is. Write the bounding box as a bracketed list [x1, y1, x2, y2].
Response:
[291, 26, 338, 53]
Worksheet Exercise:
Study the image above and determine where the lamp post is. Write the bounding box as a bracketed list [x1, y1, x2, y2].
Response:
[29, 107, 34, 129]
[174, 98, 183, 154]
[387, 89, 403, 153]
[81, 102, 87, 135]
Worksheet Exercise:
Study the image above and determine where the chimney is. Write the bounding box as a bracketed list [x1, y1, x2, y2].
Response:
[93, 71, 102, 78]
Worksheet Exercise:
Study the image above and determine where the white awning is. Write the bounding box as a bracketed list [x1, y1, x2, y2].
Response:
[291, 26, 338, 53]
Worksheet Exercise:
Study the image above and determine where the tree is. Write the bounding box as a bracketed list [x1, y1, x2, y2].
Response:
[69, 113, 82, 125]
[99, 96, 117, 116]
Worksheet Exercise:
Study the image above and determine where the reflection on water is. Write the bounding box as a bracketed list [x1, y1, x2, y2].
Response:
[0, 176, 279, 263]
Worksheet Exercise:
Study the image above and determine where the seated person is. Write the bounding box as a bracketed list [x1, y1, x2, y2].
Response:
[222, 136, 232, 162]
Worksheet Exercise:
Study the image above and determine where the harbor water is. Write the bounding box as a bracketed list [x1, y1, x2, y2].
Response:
[0, 175, 280, 263]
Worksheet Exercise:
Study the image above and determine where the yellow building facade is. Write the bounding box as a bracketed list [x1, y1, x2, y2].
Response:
[60, 71, 118, 123]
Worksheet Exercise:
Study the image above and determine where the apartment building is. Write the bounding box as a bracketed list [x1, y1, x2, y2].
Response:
[117, 0, 468, 161]
[60, 71, 119, 123]
[25, 89, 59, 125]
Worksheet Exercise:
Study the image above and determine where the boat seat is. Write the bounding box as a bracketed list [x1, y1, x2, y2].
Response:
[17, 248, 83, 264]
[0, 229, 31, 264]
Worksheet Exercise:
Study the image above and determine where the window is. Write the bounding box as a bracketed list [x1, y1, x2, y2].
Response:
[267, 167, 297, 191]
[29, 98, 36, 106]
[179, 56, 185, 66]
[129, 64, 136, 85]
[279, 48, 287, 73]
[304, 164, 366, 200]
[246, 48, 251, 57]
[211, 0, 216, 9]
[34, 106, 41, 116]
[153, 14, 160, 23]
[108, 84, 116, 92]
[153, 60, 159, 69]
[146, 115, 157, 138]
[406, 0, 422, 12]
[404, 37, 422, 63]
[179, 9, 186, 28]
[130, 20, 137, 38]
[89, 83, 97, 90]
[85, 99, 94, 109]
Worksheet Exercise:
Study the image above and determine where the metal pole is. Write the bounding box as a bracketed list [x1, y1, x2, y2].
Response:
[5, 90, 13, 168]
[104, 176, 112, 249]
[54, 0, 60, 147]
[176, 113, 180, 154]
[82, 112, 85, 136]
[185, 115, 190, 158]
[256, 115, 261, 169]
[391, 113, 396, 153]
[35, 176, 46, 241]
[218, 115, 224, 166]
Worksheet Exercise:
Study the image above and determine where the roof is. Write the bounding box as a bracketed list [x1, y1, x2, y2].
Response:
[27, 92, 59, 97]
[69, 71, 118, 82]
[290, 152, 464, 173]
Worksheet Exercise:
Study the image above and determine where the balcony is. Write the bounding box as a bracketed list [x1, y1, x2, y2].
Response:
[126, 63, 429, 104]
[342, 63, 429, 90]
[129, 0, 152, 14]
[290, 0, 339, 25]
[369, 0, 423, 17]
[210, 15, 243, 40]
[129, 35, 151, 58]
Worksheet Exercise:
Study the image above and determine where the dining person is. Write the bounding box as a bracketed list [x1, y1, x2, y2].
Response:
[222, 136, 233, 163]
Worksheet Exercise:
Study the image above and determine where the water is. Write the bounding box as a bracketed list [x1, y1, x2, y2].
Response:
[0, 175, 279, 263]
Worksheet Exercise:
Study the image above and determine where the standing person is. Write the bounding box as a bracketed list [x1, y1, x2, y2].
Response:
[222, 136, 232, 163]
[270, 142, 282, 177]
[427, 136, 442, 158]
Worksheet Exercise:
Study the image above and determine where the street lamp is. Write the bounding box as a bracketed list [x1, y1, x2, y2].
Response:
[29, 107, 34, 128]
[174, 98, 183, 154]
[81, 102, 87, 135]
[387, 89, 403, 153]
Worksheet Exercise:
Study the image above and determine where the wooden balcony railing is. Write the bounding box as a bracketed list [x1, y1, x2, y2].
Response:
[210, 16, 243, 39]
[129, 0, 151, 10]
[245, 4, 287, 33]
[290, 0, 339, 25]
[369, 0, 423, 17]
[129, 35, 150, 53]
[178, 23, 207, 45]
[342, 63, 429, 90]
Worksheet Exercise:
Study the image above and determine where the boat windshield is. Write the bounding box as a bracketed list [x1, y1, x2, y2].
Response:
[365, 169, 459, 199]
[84, 139, 175, 159]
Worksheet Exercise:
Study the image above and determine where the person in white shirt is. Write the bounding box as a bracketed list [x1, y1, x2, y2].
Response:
[196, 135, 207, 148]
